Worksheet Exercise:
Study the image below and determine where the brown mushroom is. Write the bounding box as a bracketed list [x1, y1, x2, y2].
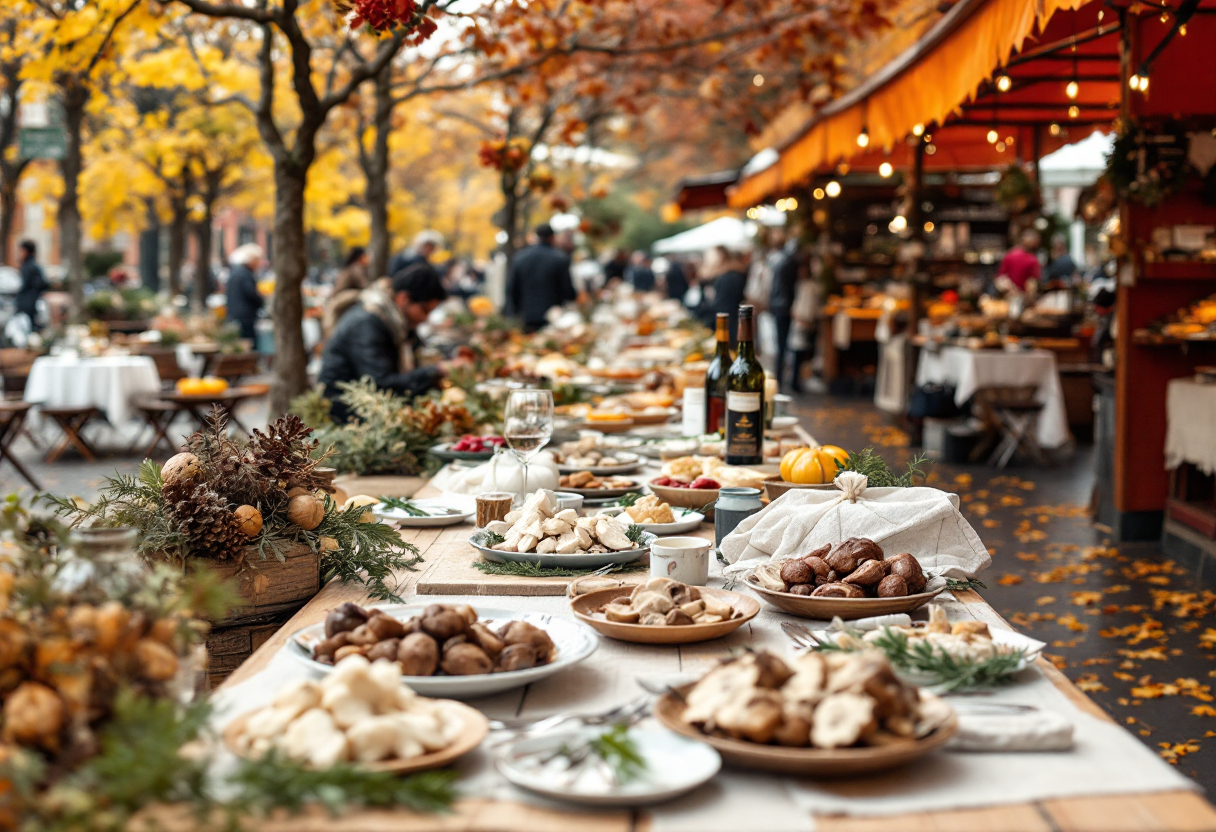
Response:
[467, 622, 505, 658]
[498, 621, 555, 664]
[753, 652, 794, 689]
[453, 605, 478, 626]
[440, 642, 493, 675]
[324, 602, 369, 638]
[811, 582, 865, 598]
[366, 613, 407, 641]
[802, 543, 831, 563]
[842, 559, 886, 587]
[495, 643, 539, 672]
[886, 554, 926, 593]
[397, 632, 439, 676]
[345, 624, 381, 646]
[779, 560, 814, 586]
[367, 638, 401, 662]
[313, 632, 350, 662]
[334, 644, 368, 662]
[420, 606, 469, 641]
[669, 583, 701, 606]
[803, 556, 833, 585]
[826, 538, 884, 574]
[442, 634, 468, 653]
[876, 575, 909, 597]
[789, 584, 813, 596]
[665, 608, 695, 626]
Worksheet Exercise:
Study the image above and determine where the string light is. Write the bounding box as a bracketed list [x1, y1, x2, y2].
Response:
[1066, 80, 1079, 99]
[924, 143, 937, 155]
[753, 74, 765, 87]
[746, 207, 759, 219]
[1068, 105, 1080, 118]
[924, 222, 935, 233]
[995, 141, 1007, 152]
[888, 215, 908, 233]
[856, 127, 870, 148]
[912, 123, 925, 137]
[825, 181, 842, 198]
[785, 197, 799, 211]
[878, 162, 893, 178]
[1180, 23, 1187, 35]
[813, 187, 826, 200]
[775, 198, 788, 211]
[1005, 136, 1015, 145]
[987, 129, 999, 144]
[837, 163, 850, 176]
[1049, 122, 1062, 136]
[996, 74, 1012, 92]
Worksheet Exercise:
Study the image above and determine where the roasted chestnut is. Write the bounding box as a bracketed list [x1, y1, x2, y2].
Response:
[324, 602, 369, 638]
[877, 575, 909, 598]
[397, 632, 439, 676]
[886, 553, 926, 593]
[780, 560, 814, 586]
[441, 642, 493, 675]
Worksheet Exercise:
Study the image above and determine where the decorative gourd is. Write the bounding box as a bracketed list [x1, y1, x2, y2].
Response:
[234, 505, 263, 538]
[342, 495, 379, 523]
[287, 495, 325, 530]
[161, 452, 201, 486]
[780, 445, 849, 485]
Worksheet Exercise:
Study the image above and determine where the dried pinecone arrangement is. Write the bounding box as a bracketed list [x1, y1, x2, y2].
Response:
[49, 409, 423, 601]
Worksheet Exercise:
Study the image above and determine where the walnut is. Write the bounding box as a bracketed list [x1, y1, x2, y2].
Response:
[876, 575, 908, 597]
[842, 559, 886, 588]
[811, 582, 865, 598]
[886, 553, 926, 593]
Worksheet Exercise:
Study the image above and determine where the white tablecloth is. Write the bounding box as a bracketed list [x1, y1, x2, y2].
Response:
[1166, 378, 1216, 473]
[915, 346, 1070, 449]
[23, 354, 161, 425]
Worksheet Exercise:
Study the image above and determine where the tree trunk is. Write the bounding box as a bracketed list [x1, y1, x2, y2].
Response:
[192, 217, 213, 312]
[0, 180, 18, 266]
[166, 193, 188, 297]
[58, 81, 88, 311]
[267, 161, 310, 417]
[366, 67, 393, 279]
[501, 170, 521, 267]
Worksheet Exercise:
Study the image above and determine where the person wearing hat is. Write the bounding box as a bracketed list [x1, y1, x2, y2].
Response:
[505, 223, 576, 333]
[318, 262, 448, 422]
[225, 243, 265, 340]
[389, 229, 445, 278]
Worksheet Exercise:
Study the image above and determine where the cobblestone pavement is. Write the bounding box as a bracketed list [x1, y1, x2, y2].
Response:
[5, 389, 1213, 794]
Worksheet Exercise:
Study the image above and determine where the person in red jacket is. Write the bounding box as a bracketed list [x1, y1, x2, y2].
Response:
[996, 229, 1042, 294]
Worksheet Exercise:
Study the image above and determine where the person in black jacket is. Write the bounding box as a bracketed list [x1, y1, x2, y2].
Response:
[225, 244, 264, 340]
[768, 234, 800, 391]
[389, 229, 444, 278]
[504, 224, 576, 333]
[318, 264, 448, 422]
[15, 240, 48, 330]
[625, 251, 656, 293]
[697, 246, 748, 345]
[663, 258, 689, 303]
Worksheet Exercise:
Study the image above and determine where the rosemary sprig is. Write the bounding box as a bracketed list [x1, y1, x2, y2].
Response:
[588, 724, 647, 784]
[377, 496, 428, 516]
[821, 627, 1027, 692]
[840, 448, 931, 487]
[472, 560, 646, 578]
[482, 531, 506, 546]
[946, 577, 988, 592]
[624, 523, 645, 544]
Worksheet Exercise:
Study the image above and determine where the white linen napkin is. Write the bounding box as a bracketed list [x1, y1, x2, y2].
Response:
[949, 708, 1075, 752]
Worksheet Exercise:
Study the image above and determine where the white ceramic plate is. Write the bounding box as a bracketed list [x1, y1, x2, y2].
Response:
[596, 506, 705, 534]
[495, 727, 721, 807]
[470, 530, 654, 570]
[287, 605, 598, 699]
[374, 499, 474, 527]
[769, 416, 799, 432]
[557, 452, 643, 476]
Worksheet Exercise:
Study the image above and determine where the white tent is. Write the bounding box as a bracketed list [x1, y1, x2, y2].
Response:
[1039, 131, 1112, 188]
[652, 217, 755, 254]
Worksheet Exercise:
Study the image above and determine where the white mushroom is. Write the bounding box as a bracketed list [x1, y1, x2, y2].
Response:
[394, 710, 449, 752]
[555, 531, 582, 554]
[554, 509, 579, 524]
[783, 652, 829, 707]
[632, 591, 673, 615]
[241, 704, 299, 741]
[366, 659, 404, 712]
[503, 510, 522, 524]
[810, 692, 876, 748]
[594, 517, 635, 550]
[516, 534, 539, 553]
[574, 524, 594, 550]
[541, 518, 573, 536]
[603, 603, 640, 623]
[535, 536, 558, 554]
[271, 679, 323, 719]
[280, 708, 349, 767]
[346, 714, 404, 763]
[485, 520, 513, 535]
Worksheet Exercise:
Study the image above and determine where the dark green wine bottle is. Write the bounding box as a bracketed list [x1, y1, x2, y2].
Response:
[725, 306, 764, 465]
[704, 313, 732, 437]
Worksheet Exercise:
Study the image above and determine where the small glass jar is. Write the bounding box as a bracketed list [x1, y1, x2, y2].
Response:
[714, 487, 764, 546]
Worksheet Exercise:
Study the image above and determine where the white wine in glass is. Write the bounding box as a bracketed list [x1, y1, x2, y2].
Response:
[504, 389, 554, 496]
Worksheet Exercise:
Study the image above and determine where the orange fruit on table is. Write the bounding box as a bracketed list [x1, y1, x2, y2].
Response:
[781, 444, 850, 485]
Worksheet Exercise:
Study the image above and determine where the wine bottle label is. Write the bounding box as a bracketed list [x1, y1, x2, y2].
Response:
[682, 388, 706, 436]
[726, 392, 761, 412]
[725, 408, 761, 459]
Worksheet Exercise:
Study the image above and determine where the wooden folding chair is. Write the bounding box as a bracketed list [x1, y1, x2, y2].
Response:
[0, 401, 41, 489]
[40, 406, 101, 462]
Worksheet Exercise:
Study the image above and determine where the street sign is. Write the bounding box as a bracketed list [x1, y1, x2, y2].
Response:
[19, 126, 66, 160]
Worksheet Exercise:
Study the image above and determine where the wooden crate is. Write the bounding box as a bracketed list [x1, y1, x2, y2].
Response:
[204, 543, 320, 688]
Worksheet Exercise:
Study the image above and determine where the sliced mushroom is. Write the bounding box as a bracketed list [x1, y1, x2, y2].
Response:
[665, 608, 695, 626]
[603, 603, 640, 623]
[811, 582, 865, 598]
[810, 692, 877, 748]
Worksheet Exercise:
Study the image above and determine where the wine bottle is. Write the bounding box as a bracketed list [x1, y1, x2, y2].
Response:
[704, 313, 732, 437]
[725, 306, 764, 465]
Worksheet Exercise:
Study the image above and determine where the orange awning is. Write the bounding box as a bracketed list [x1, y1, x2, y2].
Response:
[730, 0, 1105, 207]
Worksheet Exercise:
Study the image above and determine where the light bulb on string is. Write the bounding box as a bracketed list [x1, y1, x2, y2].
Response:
[924, 143, 937, 155]
[837, 162, 850, 176]
[825, 181, 841, 198]
[987, 129, 998, 144]
[995, 141, 1007, 152]
[996, 74, 1012, 92]
[1049, 122, 1062, 136]
[1066, 80, 1079, 99]
[785, 197, 798, 211]
[1068, 105, 1080, 119]
[912, 123, 925, 137]
[813, 187, 825, 200]
[879, 162, 893, 178]
[856, 127, 870, 148]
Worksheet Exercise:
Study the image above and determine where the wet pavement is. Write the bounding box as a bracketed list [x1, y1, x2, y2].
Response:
[4, 389, 1214, 795]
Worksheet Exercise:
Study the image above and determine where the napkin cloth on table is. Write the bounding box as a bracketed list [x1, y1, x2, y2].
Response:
[720, 472, 991, 579]
[949, 709, 1075, 752]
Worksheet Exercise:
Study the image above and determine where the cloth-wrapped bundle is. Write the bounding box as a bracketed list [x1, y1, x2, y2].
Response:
[720, 471, 991, 579]
[432, 448, 560, 497]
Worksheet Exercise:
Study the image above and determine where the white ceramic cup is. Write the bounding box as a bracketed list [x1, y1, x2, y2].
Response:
[650, 536, 711, 585]
[553, 492, 585, 511]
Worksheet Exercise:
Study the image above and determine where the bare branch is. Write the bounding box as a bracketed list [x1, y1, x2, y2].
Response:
[171, 0, 271, 23]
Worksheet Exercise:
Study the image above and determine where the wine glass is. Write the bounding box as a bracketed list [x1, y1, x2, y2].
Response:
[504, 389, 554, 498]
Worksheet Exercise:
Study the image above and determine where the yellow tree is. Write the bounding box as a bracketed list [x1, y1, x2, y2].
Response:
[0, 12, 37, 265]
[166, 0, 431, 414]
[20, 0, 156, 305]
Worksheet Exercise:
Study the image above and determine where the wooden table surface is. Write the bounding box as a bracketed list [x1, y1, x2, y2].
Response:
[220, 479, 1216, 832]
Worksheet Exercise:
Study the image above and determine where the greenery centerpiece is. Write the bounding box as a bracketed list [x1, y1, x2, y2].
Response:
[49, 411, 421, 602]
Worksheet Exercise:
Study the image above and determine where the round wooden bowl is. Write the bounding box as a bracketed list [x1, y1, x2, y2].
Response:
[743, 578, 945, 621]
[654, 686, 957, 776]
[762, 475, 836, 502]
[647, 480, 719, 514]
[223, 700, 489, 775]
[627, 409, 676, 426]
[570, 587, 760, 644]
[580, 418, 635, 434]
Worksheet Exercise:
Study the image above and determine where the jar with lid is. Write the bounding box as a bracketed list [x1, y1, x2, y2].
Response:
[714, 487, 764, 546]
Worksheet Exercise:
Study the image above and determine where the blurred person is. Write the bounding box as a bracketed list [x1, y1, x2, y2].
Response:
[663, 257, 689, 303]
[697, 246, 749, 345]
[1043, 233, 1078, 283]
[334, 246, 370, 294]
[390, 229, 444, 277]
[768, 229, 800, 391]
[225, 243, 264, 340]
[15, 239, 48, 331]
[625, 251, 656, 293]
[995, 228, 1041, 295]
[504, 223, 576, 333]
[319, 263, 449, 422]
[603, 249, 629, 286]
[788, 268, 819, 394]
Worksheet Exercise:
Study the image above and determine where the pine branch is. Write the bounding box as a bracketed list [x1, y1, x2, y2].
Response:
[946, 577, 988, 592]
[315, 497, 423, 602]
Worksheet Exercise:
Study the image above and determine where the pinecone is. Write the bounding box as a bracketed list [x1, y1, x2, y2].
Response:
[162, 478, 244, 560]
[247, 414, 326, 492]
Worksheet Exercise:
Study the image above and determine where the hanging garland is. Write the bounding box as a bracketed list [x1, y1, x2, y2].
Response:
[1104, 122, 1191, 207]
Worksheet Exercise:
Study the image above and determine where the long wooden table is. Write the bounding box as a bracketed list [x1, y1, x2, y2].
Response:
[221, 479, 1216, 832]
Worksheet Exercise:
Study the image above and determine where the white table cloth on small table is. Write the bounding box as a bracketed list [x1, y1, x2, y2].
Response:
[23, 354, 161, 425]
[1165, 378, 1216, 474]
[915, 345, 1070, 448]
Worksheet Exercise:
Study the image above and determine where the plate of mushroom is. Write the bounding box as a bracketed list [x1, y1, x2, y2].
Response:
[743, 537, 947, 620]
[653, 650, 957, 775]
[288, 602, 599, 699]
[570, 579, 760, 644]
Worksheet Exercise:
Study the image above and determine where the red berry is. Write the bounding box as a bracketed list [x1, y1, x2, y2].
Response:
[690, 477, 720, 490]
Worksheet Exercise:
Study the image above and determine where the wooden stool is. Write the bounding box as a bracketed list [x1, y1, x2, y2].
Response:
[0, 401, 41, 488]
[41, 406, 101, 463]
[131, 399, 185, 458]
